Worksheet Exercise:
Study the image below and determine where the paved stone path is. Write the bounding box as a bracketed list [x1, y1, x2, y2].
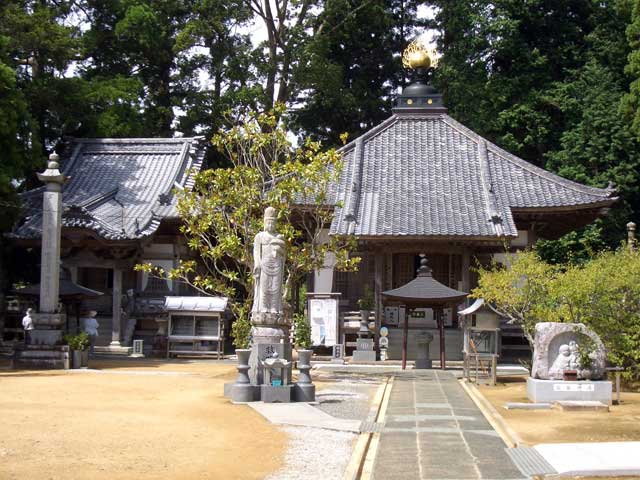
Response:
[373, 370, 525, 480]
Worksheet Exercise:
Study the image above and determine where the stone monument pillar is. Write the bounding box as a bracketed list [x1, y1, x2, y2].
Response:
[13, 153, 69, 369]
[415, 331, 434, 369]
[248, 207, 291, 385]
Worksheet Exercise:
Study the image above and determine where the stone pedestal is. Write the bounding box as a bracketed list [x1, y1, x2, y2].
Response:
[526, 377, 612, 404]
[415, 332, 434, 369]
[352, 338, 376, 363]
[12, 313, 69, 369]
[261, 384, 293, 403]
[94, 344, 132, 356]
[12, 344, 70, 369]
[248, 324, 291, 385]
[231, 349, 259, 403]
[293, 349, 315, 402]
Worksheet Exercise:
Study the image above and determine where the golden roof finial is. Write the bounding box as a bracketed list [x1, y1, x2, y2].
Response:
[402, 39, 439, 70]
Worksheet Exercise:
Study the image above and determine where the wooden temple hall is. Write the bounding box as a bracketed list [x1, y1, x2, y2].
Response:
[311, 45, 617, 363]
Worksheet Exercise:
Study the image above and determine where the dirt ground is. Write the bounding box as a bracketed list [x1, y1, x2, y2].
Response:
[479, 377, 640, 445]
[0, 358, 286, 480]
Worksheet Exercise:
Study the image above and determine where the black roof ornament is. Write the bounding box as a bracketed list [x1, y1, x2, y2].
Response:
[394, 39, 446, 114]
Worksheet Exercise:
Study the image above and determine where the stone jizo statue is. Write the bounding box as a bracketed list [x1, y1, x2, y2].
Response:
[568, 340, 580, 369]
[549, 344, 571, 379]
[252, 207, 286, 322]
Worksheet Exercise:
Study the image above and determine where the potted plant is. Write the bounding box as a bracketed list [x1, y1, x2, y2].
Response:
[231, 307, 252, 388]
[64, 332, 90, 369]
[293, 313, 313, 370]
[357, 285, 374, 337]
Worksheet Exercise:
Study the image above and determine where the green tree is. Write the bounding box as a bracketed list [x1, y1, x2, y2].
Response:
[81, 0, 193, 136]
[173, 0, 257, 167]
[0, 1, 82, 158]
[292, 0, 427, 145]
[472, 251, 559, 344]
[137, 108, 359, 347]
[622, 0, 640, 139]
[473, 247, 640, 380]
[435, 0, 638, 255]
[552, 248, 640, 377]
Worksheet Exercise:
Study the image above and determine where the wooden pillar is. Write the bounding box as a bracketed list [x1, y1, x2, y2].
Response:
[401, 304, 408, 370]
[110, 267, 123, 346]
[69, 266, 78, 283]
[439, 307, 446, 370]
[461, 249, 471, 305]
[385, 252, 393, 290]
[374, 253, 384, 357]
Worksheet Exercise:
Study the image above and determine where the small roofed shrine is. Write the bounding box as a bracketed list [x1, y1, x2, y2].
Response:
[383, 255, 467, 369]
[313, 40, 617, 363]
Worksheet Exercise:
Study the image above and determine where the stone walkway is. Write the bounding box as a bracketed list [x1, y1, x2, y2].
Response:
[373, 370, 525, 480]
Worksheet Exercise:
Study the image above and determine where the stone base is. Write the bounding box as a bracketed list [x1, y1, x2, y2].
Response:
[261, 384, 293, 403]
[415, 358, 432, 369]
[94, 345, 133, 356]
[351, 350, 377, 363]
[232, 384, 260, 403]
[249, 340, 291, 385]
[293, 383, 316, 402]
[555, 400, 609, 412]
[12, 344, 70, 369]
[527, 377, 612, 404]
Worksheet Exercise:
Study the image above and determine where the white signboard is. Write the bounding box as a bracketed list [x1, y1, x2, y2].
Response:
[384, 307, 399, 325]
[553, 383, 595, 392]
[310, 298, 338, 347]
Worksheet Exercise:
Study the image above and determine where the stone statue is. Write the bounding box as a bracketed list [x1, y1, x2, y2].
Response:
[548, 344, 571, 379]
[568, 341, 580, 370]
[531, 322, 607, 380]
[251, 207, 286, 322]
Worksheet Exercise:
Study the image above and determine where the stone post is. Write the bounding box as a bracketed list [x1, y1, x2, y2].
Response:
[13, 153, 69, 368]
[110, 267, 123, 346]
[415, 331, 434, 369]
[37, 153, 65, 315]
[628, 222, 636, 252]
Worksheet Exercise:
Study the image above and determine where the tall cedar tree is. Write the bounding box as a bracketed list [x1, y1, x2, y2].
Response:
[434, 0, 640, 260]
[292, 0, 428, 146]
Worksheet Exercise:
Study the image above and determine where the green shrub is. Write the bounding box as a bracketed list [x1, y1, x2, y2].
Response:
[357, 285, 374, 310]
[63, 332, 90, 351]
[474, 246, 640, 381]
[293, 313, 312, 349]
[231, 304, 252, 349]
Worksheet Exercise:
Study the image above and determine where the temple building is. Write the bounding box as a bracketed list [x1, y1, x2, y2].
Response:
[6, 45, 617, 363]
[315, 44, 617, 362]
[9, 137, 210, 354]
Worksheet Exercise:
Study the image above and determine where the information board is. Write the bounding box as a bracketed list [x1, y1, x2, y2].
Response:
[309, 297, 338, 347]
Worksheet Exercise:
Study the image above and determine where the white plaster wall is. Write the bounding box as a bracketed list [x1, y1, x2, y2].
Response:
[140, 259, 174, 291]
[313, 229, 337, 293]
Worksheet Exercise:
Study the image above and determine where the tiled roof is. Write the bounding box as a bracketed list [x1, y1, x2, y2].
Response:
[329, 114, 616, 238]
[14, 137, 207, 241]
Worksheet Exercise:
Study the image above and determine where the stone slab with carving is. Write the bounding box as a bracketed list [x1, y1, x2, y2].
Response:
[531, 322, 606, 380]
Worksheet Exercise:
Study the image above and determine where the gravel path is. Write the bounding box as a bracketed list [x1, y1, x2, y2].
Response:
[264, 426, 356, 480]
[265, 373, 384, 480]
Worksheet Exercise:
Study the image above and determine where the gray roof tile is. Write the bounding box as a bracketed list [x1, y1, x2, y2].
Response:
[330, 114, 616, 238]
[14, 137, 206, 241]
